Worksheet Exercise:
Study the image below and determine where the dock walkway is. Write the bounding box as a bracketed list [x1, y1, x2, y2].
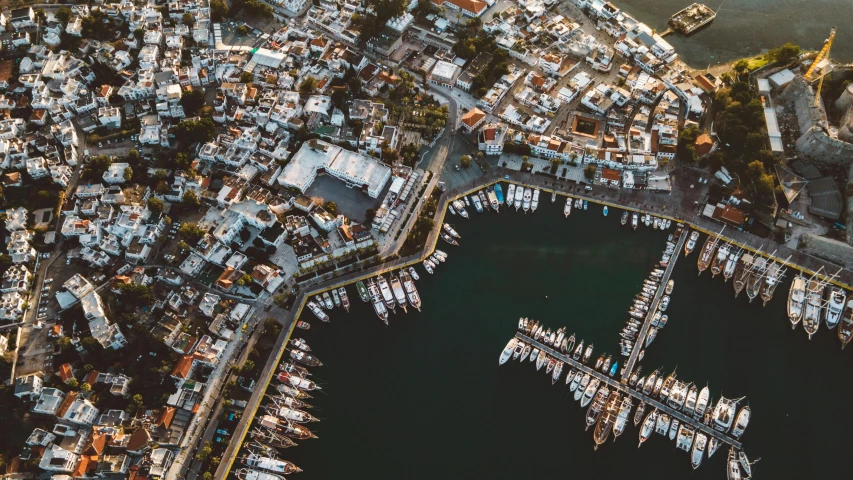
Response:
[621, 227, 689, 382]
[515, 332, 743, 449]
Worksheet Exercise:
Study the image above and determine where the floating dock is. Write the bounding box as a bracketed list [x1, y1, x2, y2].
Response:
[622, 227, 689, 383]
[514, 332, 744, 450]
[669, 3, 716, 35]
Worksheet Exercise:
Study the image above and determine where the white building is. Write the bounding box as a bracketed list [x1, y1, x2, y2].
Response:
[277, 140, 391, 198]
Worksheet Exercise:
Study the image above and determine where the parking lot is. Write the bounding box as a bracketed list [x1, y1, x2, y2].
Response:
[304, 174, 385, 224]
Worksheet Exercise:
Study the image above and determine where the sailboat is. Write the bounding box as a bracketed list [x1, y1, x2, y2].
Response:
[787, 274, 806, 329]
[838, 299, 853, 348]
[697, 234, 717, 275]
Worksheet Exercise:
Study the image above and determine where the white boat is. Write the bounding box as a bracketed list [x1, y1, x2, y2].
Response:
[632, 213, 638, 230]
[536, 352, 548, 371]
[685, 231, 699, 255]
[514, 188, 523, 210]
[376, 275, 396, 311]
[787, 274, 806, 329]
[306, 301, 329, 322]
[694, 386, 710, 418]
[638, 409, 657, 447]
[668, 419, 680, 440]
[471, 195, 483, 213]
[708, 437, 721, 459]
[712, 396, 737, 432]
[389, 275, 408, 312]
[408, 266, 420, 281]
[612, 396, 633, 439]
[522, 188, 532, 212]
[531, 189, 540, 212]
[731, 405, 750, 438]
[580, 378, 600, 407]
[603, 205, 608, 216]
[423, 260, 434, 274]
[564, 197, 572, 217]
[691, 433, 707, 469]
[739, 451, 753, 477]
[453, 200, 469, 218]
[331, 288, 341, 307]
[676, 424, 695, 452]
[322, 292, 334, 310]
[274, 406, 317, 423]
[825, 287, 846, 329]
[570, 372, 583, 393]
[236, 469, 286, 480]
[574, 374, 590, 400]
[551, 191, 556, 203]
[244, 453, 302, 475]
[448, 203, 456, 215]
[367, 280, 389, 325]
[728, 448, 742, 480]
[400, 271, 421, 311]
[506, 184, 516, 206]
[499, 338, 517, 365]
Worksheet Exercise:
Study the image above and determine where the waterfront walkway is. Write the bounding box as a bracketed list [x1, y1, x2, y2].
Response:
[621, 227, 689, 383]
[515, 333, 743, 450]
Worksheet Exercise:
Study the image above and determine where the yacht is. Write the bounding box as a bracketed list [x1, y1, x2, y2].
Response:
[453, 200, 468, 218]
[708, 437, 721, 459]
[638, 409, 658, 447]
[536, 352, 548, 371]
[633, 401, 646, 426]
[582, 343, 594, 363]
[691, 433, 707, 469]
[675, 424, 695, 452]
[400, 270, 421, 311]
[697, 235, 716, 275]
[621, 211, 628, 225]
[574, 374, 591, 401]
[244, 453, 302, 475]
[423, 259, 434, 274]
[408, 266, 420, 281]
[322, 292, 334, 310]
[520, 344, 531, 362]
[803, 278, 824, 339]
[514, 188, 523, 210]
[472, 194, 484, 213]
[377, 275, 397, 312]
[564, 197, 572, 217]
[665, 279, 674, 295]
[506, 184, 516, 206]
[367, 279, 389, 325]
[838, 299, 853, 348]
[731, 405, 750, 438]
[593, 391, 621, 447]
[632, 212, 638, 230]
[531, 189, 540, 212]
[573, 340, 584, 360]
[570, 371, 583, 393]
[694, 386, 710, 419]
[389, 275, 408, 312]
[684, 231, 699, 255]
[331, 288, 341, 308]
[580, 378, 600, 407]
[612, 396, 633, 440]
[487, 186, 500, 211]
[585, 386, 610, 432]
[522, 188, 532, 212]
[339, 287, 350, 312]
[306, 301, 329, 322]
[499, 338, 517, 365]
[443, 223, 461, 239]
[825, 287, 846, 329]
[551, 361, 564, 384]
[669, 419, 680, 440]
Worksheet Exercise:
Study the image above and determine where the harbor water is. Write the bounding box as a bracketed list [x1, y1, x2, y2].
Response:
[275, 190, 853, 479]
[611, 0, 852, 67]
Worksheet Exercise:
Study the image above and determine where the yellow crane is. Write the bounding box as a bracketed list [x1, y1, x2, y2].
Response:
[804, 27, 836, 107]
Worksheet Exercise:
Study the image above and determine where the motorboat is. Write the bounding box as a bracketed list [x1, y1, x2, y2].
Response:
[739, 451, 753, 478]
[472, 194, 484, 213]
[377, 275, 396, 312]
[551, 191, 556, 203]
[520, 344, 531, 362]
[499, 338, 517, 365]
[529, 349, 539, 365]
[839, 299, 853, 348]
[633, 401, 646, 426]
[306, 301, 329, 322]
[574, 374, 591, 401]
[506, 184, 516, 206]
[339, 287, 350, 311]
[522, 188, 532, 212]
[825, 286, 846, 329]
[536, 352, 548, 371]
[389, 275, 408, 312]
[565, 368, 576, 386]
[691, 433, 707, 469]
[665, 280, 674, 295]
[367, 279, 389, 325]
[585, 386, 610, 432]
[514, 188, 523, 210]
[612, 396, 633, 440]
[570, 371, 583, 392]
[638, 409, 657, 447]
[531, 189, 540, 212]
[582, 343, 593, 363]
[423, 260, 434, 275]
[603, 205, 609, 216]
[621, 211, 628, 225]
[356, 281, 369, 302]
[583, 200, 588, 210]
[495, 184, 505, 204]
[290, 338, 311, 352]
[296, 321, 310, 330]
[669, 419, 680, 441]
[322, 292, 334, 310]
[573, 340, 584, 360]
[685, 231, 699, 255]
[564, 197, 572, 217]
[551, 361, 564, 384]
[408, 267, 420, 281]
[731, 405, 750, 438]
[331, 288, 341, 308]
[400, 270, 421, 311]
[632, 212, 638, 230]
[695, 385, 710, 419]
[580, 378, 600, 407]
[487, 186, 500, 211]
[708, 437, 721, 459]
[512, 341, 525, 361]
[442, 223, 461, 239]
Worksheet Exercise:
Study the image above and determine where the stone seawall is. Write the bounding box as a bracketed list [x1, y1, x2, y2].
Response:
[780, 77, 853, 165]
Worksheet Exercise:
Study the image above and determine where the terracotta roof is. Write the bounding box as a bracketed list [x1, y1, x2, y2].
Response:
[84, 370, 99, 386]
[460, 108, 486, 128]
[432, 0, 487, 14]
[73, 455, 93, 477]
[484, 126, 496, 141]
[83, 432, 107, 456]
[55, 390, 79, 418]
[530, 74, 545, 88]
[170, 355, 194, 380]
[216, 267, 235, 290]
[601, 168, 621, 181]
[58, 363, 74, 383]
[126, 428, 151, 453]
[154, 406, 176, 429]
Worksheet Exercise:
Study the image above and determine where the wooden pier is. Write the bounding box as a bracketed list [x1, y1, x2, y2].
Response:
[515, 332, 743, 450]
[620, 227, 689, 383]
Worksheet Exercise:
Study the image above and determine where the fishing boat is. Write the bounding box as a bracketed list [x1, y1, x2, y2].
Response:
[400, 270, 421, 311]
[244, 453, 302, 475]
[803, 278, 824, 339]
[582, 343, 593, 363]
[676, 424, 695, 452]
[621, 211, 628, 225]
[322, 292, 334, 310]
[356, 281, 369, 302]
[759, 261, 784, 306]
[408, 267, 420, 281]
[495, 184, 505, 204]
[290, 338, 310, 352]
[506, 184, 516, 206]
[585, 385, 609, 431]
[593, 391, 620, 446]
[259, 415, 317, 440]
[442, 223, 461, 239]
[276, 384, 311, 400]
[733, 253, 751, 298]
[697, 235, 716, 275]
[723, 249, 741, 282]
[580, 378, 600, 407]
[531, 189, 540, 212]
[472, 194, 484, 213]
[564, 197, 572, 217]
[632, 212, 638, 230]
[612, 396, 633, 440]
[638, 409, 657, 447]
[499, 338, 517, 365]
[513, 188, 522, 210]
[551, 190, 556, 203]
[685, 231, 699, 255]
[235, 468, 286, 480]
[487, 186, 500, 211]
[731, 405, 750, 438]
[825, 287, 846, 329]
[280, 361, 310, 376]
[296, 321, 310, 330]
[338, 287, 350, 311]
[691, 433, 707, 469]
[250, 428, 297, 449]
[367, 280, 389, 325]
[727, 448, 742, 480]
[839, 300, 853, 348]
[389, 275, 408, 312]
[270, 405, 318, 423]
[710, 243, 730, 277]
[306, 301, 329, 322]
[633, 401, 646, 426]
[289, 350, 322, 367]
[603, 205, 608, 216]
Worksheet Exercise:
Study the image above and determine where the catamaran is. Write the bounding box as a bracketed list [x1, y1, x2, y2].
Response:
[825, 287, 846, 329]
[506, 184, 516, 206]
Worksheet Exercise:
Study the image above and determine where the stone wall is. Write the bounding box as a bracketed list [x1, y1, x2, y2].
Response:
[779, 77, 853, 164]
[799, 233, 853, 269]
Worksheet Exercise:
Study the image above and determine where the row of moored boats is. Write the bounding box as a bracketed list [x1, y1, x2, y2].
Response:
[356, 267, 423, 325]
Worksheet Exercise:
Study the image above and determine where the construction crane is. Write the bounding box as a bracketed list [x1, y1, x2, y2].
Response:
[803, 27, 836, 107]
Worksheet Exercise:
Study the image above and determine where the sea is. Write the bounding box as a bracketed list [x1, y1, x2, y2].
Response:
[611, 0, 851, 67]
[268, 190, 853, 479]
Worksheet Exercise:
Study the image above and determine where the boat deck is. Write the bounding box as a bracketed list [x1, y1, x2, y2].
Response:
[515, 332, 743, 449]
[621, 227, 689, 383]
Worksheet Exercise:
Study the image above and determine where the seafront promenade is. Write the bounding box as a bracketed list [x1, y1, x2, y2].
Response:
[217, 166, 850, 478]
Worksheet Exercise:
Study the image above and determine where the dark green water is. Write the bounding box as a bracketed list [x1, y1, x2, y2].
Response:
[279, 189, 853, 479]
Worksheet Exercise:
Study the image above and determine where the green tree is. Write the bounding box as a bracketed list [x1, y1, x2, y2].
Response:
[203, 473, 213, 480]
[210, 0, 229, 21]
[178, 241, 191, 251]
[131, 394, 144, 409]
[236, 25, 249, 35]
[182, 13, 194, 26]
[584, 165, 596, 180]
[677, 125, 700, 163]
[195, 441, 213, 461]
[148, 198, 164, 215]
[173, 118, 216, 145]
[118, 284, 154, 307]
[241, 359, 256, 373]
[80, 383, 91, 393]
[365, 208, 376, 222]
[460, 155, 471, 168]
[237, 274, 253, 286]
[66, 378, 79, 388]
[769, 42, 800, 63]
[240, 71, 254, 83]
[323, 201, 338, 215]
[182, 189, 200, 206]
[299, 77, 317, 95]
[178, 223, 207, 243]
[733, 59, 749, 78]
[123, 166, 133, 181]
[180, 89, 206, 117]
[55, 7, 72, 24]
[82, 155, 113, 181]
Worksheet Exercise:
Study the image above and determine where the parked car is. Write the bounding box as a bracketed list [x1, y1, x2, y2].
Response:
[45, 278, 53, 283]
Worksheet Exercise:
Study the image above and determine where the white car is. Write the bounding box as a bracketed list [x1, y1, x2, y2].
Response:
[45, 278, 53, 283]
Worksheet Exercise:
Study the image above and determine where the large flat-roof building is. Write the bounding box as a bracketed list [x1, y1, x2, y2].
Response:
[277, 140, 391, 198]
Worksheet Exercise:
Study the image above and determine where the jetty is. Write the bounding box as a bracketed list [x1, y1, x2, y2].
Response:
[621, 227, 689, 383]
[514, 332, 743, 450]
